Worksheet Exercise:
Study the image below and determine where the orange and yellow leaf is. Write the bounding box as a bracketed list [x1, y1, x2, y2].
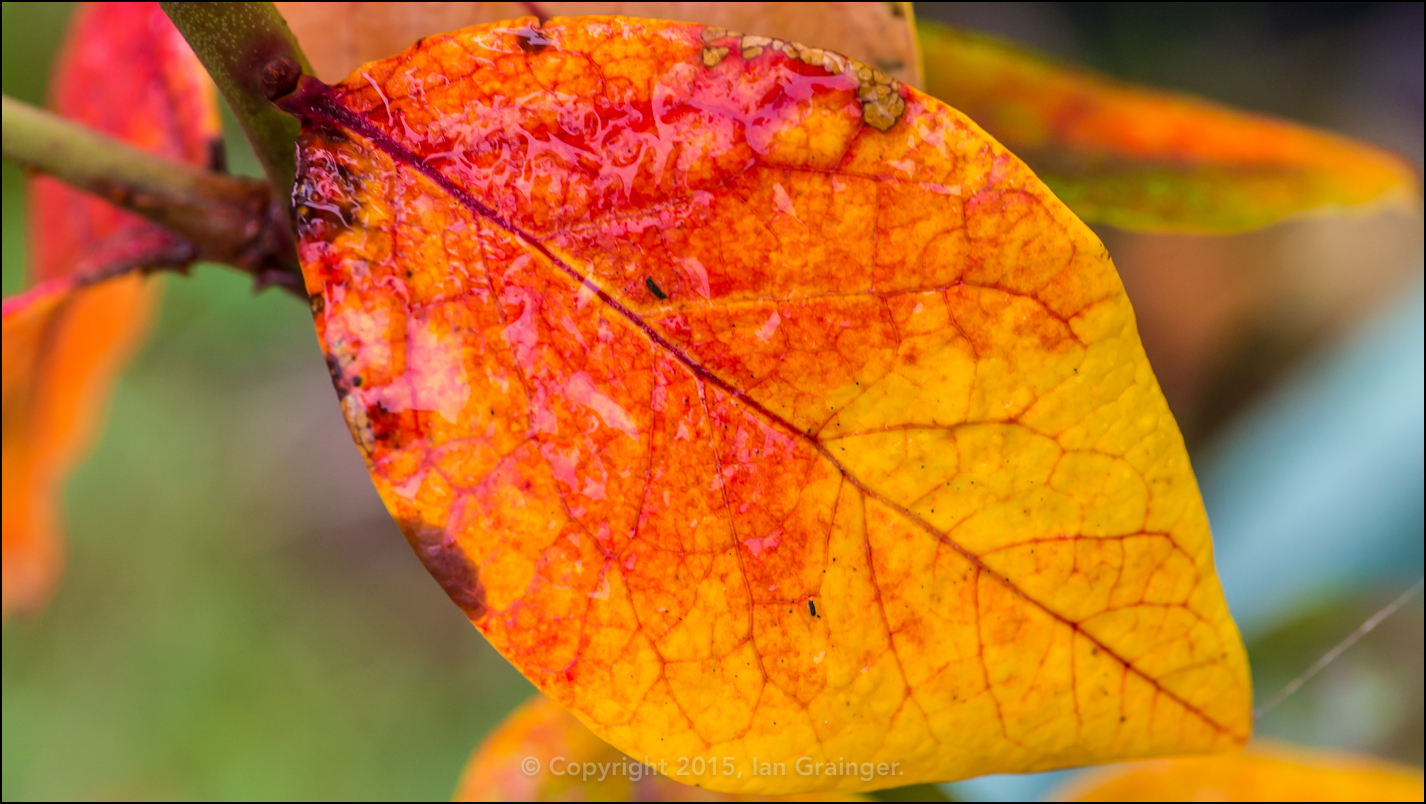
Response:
[288, 17, 1249, 793]
[1054, 742, 1426, 802]
[3, 275, 153, 614]
[918, 20, 1421, 233]
[455, 694, 866, 801]
[2, 2, 219, 616]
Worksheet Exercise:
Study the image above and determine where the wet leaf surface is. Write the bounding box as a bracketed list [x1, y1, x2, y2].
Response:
[1053, 741, 1426, 801]
[455, 693, 867, 800]
[918, 20, 1421, 233]
[2, 1, 219, 616]
[288, 17, 1249, 792]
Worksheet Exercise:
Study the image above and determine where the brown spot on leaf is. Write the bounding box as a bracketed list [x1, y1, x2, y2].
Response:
[701, 26, 739, 44]
[400, 519, 488, 621]
[701, 45, 729, 68]
[340, 393, 375, 458]
[850, 59, 905, 130]
[740, 34, 771, 61]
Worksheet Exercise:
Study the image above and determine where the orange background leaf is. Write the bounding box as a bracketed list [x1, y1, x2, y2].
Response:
[2, 1, 219, 616]
[1053, 742, 1426, 802]
[456, 694, 867, 801]
[290, 17, 1248, 792]
[276, 2, 921, 88]
[918, 20, 1421, 233]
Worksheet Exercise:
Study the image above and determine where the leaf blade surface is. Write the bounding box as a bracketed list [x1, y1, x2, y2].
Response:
[290, 17, 1250, 792]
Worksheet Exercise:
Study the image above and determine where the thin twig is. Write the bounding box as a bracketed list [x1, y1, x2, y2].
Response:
[5, 95, 263, 255]
[1254, 578, 1425, 719]
[3, 94, 302, 296]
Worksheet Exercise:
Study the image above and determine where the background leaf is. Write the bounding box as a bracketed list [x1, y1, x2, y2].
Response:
[2, 1, 218, 616]
[917, 19, 1420, 233]
[1052, 741, 1425, 801]
[275, 2, 921, 87]
[455, 693, 867, 800]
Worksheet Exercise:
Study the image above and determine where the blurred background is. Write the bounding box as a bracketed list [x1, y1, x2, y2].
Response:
[3, 2, 1422, 800]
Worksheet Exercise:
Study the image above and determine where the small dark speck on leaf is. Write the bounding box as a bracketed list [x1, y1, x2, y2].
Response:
[646, 276, 667, 299]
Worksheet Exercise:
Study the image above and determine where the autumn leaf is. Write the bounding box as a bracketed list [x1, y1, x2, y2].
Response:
[1052, 742, 1426, 802]
[455, 693, 869, 801]
[276, 2, 921, 88]
[275, 1, 528, 84]
[285, 17, 1249, 792]
[918, 20, 1422, 233]
[2, 2, 219, 616]
[2, 265, 156, 618]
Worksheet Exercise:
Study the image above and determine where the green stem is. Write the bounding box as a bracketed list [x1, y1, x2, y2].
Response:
[2, 94, 300, 289]
[161, 2, 312, 221]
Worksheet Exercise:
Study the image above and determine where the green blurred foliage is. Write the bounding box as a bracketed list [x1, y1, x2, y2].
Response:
[1251, 594, 1423, 766]
[2, 2, 74, 296]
